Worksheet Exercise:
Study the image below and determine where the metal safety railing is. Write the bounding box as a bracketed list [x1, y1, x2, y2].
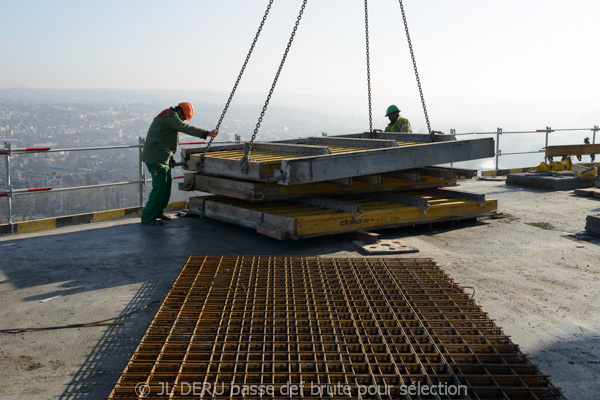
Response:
[3, 126, 599, 232]
[0, 138, 213, 234]
[451, 125, 600, 171]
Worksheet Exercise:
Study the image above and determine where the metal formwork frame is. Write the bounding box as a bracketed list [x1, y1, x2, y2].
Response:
[191, 192, 498, 240]
[188, 137, 494, 184]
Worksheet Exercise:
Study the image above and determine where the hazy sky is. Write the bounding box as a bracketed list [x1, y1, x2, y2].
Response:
[1, 0, 598, 130]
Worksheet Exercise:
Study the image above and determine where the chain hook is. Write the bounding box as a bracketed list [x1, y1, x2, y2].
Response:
[398, 0, 435, 142]
[239, 0, 309, 173]
[364, 0, 373, 136]
[198, 0, 275, 169]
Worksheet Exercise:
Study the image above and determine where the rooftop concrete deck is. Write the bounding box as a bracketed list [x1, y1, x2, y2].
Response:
[1, 179, 599, 399]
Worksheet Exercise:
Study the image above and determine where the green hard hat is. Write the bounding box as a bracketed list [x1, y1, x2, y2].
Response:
[385, 104, 400, 116]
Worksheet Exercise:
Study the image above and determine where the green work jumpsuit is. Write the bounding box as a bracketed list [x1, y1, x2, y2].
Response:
[385, 116, 412, 133]
[141, 108, 209, 223]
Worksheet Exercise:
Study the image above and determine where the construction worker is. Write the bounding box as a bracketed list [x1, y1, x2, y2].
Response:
[384, 105, 412, 133]
[141, 102, 218, 226]
[584, 137, 595, 162]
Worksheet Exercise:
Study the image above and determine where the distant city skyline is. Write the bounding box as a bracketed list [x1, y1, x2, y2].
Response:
[1, 1, 598, 132]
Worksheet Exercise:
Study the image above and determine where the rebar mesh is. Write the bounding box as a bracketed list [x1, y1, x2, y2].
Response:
[108, 256, 564, 399]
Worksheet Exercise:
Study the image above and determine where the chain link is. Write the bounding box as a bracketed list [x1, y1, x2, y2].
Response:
[198, 0, 275, 168]
[398, 0, 434, 141]
[240, 0, 309, 173]
[364, 0, 373, 135]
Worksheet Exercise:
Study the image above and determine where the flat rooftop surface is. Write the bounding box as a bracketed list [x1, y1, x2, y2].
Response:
[1, 179, 599, 399]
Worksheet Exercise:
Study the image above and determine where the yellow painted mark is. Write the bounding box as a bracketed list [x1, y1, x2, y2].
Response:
[16, 218, 57, 233]
[92, 209, 125, 223]
[167, 201, 187, 210]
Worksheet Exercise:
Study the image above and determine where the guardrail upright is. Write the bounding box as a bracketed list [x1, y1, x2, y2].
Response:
[138, 137, 145, 207]
[544, 126, 552, 162]
[594, 125, 599, 144]
[495, 128, 502, 171]
[4, 142, 13, 233]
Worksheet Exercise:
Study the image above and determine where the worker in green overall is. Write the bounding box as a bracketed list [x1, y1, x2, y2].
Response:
[384, 105, 412, 133]
[141, 102, 218, 226]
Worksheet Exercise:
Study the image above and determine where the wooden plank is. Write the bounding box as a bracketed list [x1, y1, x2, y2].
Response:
[338, 132, 456, 143]
[372, 132, 457, 142]
[279, 138, 494, 185]
[306, 137, 398, 148]
[574, 188, 596, 197]
[383, 171, 421, 182]
[353, 174, 382, 185]
[247, 142, 331, 155]
[413, 167, 456, 181]
[346, 231, 380, 244]
[428, 166, 478, 179]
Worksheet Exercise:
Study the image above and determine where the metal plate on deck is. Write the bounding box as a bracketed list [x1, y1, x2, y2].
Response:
[352, 239, 419, 254]
[108, 256, 564, 400]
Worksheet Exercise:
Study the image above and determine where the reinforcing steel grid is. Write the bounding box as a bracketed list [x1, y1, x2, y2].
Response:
[109, 256, 564, 399]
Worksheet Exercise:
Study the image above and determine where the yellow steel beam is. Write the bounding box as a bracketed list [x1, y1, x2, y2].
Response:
[198, 192, 497, 239]
[545, 144, 600, 157]
[295, 199, 497, 237]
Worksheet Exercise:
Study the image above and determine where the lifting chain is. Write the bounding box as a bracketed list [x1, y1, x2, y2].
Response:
[240, 0, 309, 173]
[364, 0, 373, 136]
[197, 0, 275, 168]
[398, 0, 435, 142]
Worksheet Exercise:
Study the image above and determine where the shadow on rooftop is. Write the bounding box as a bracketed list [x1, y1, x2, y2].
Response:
[0, 215, 360, 298]
[58, 281, 163, 400]
[528, 335, 600, 400]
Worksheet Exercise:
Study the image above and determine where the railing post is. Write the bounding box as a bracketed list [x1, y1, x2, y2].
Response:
[138, 137, 145, 207]
[593, 125, 599, 144]
[449, 129, 456, 167]
[545, 126, 551, 162]
[495, 127, 502, 171]
[4, 142, 13, 234]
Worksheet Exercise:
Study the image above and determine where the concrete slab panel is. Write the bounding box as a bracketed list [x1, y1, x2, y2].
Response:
[506, 172, 593, 190]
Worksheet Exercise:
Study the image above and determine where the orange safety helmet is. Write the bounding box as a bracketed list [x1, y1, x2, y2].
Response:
[177, 102, 194, 120]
